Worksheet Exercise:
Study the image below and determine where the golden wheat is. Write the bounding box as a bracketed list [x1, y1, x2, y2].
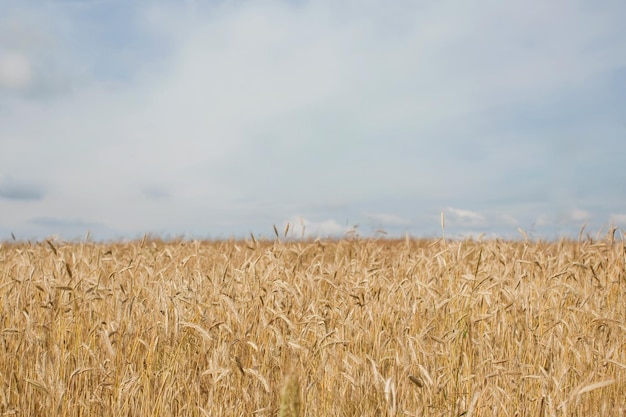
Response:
[0, 235, 624, 416]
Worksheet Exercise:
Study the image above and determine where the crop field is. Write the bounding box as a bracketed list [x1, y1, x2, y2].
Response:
[0, 234, 625, 416]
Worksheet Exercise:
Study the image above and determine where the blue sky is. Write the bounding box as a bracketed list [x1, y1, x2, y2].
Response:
[1, 0, 625, 241]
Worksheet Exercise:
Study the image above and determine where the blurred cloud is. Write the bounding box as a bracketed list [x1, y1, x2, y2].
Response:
[0, 51, 32, 90]
[142, 185, 170, 200]
[569, 209, 591, 222]
[445, 208, 485, 228]
[0, 175, 45, 201]
[609, 214, 626, 227]
[365, 212, 411, 227]
[26, 216, 118, 241]
[281, 216, 348, 239]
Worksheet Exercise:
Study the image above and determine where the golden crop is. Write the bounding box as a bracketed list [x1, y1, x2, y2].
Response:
[0, 235, 624, 416]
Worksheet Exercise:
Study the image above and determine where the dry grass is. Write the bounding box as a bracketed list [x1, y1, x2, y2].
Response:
[0, 234, 625, 416]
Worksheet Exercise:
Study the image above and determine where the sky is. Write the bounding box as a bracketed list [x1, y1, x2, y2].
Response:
[1, 0, 625, 241]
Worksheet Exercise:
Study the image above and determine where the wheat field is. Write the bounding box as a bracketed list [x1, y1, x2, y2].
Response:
[0, 233, 624, 416]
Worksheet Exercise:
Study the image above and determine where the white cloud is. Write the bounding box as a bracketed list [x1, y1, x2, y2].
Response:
[445, 208, 485, 227]
[610, 214, 626, 226]
[441, 208, 522, 233]
[281, 216, 348, 239]
[496, 213, 519, 227]
[535, 213, 550, 227]
[534, 209, 591, 228]
[0, 51, 32, 89]
[569, 209, 591, 222]
[365, 212, 410, 226]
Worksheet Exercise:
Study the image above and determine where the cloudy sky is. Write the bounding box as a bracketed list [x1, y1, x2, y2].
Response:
[1, 0, 625, 241]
